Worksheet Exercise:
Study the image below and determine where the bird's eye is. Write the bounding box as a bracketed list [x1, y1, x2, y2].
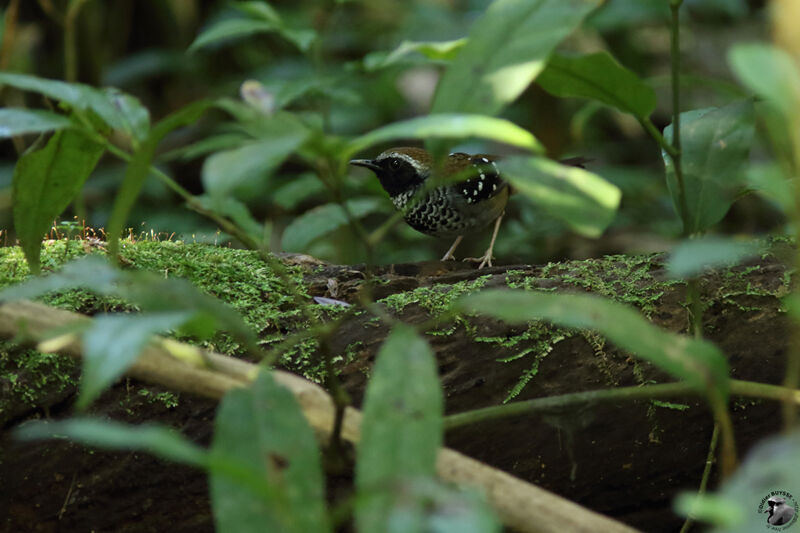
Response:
[389, 159, 401, 170]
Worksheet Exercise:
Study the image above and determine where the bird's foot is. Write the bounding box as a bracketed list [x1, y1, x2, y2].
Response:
[441, 251, 458, 261]
[462, 253, 494, 269]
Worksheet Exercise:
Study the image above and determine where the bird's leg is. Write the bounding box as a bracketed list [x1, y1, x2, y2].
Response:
[441, 235, 463, 261]
[463, 213, 504, 269]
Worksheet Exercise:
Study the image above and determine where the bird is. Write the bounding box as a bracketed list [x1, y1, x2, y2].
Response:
[350, 147, 508, 268]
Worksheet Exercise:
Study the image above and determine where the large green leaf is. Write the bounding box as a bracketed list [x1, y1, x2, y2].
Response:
[0, 72, 146, 134]
[210, 370, 330, 533]
[355, 325, 443, 533]
[202, 114, 308, 200]
[663, 101, 755, 234]
[78, 311, 194, 409]
[345, 113, 543, 161]
[537, 52, 656, 119]
[16, 418, 208, 467]
[12, 129, 105, 273]
[458, 290, 729, 397]
[0, 108, 73, 137]
[499, 156, 621, 238]
[281, 198, 386, 252]
[430, 0, 599, 116]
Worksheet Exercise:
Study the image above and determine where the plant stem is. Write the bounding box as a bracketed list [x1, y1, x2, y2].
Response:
[64, 0, 91, 82]
[669, 0, 690, 236]
[444, 379, 800, 429]
[678, 424, 719, 533]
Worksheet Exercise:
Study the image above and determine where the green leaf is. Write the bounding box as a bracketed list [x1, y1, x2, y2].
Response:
[0, 108, 73, 137]
[346, 114, 543, 160]
[673, 493, 744, 529]
[194, 194, 263, 242]
[12, 128, 105, 273]
[106, 100, 210, 261]
[102, 88, 151, 145]
[210, 370, 330, 533]
[431, 0, 599, 117]
[0, 72, 137, 133]
[365, 39, 467, 70]
[189, 18, 277, 53]
[0, 255, 119, 301]
[78, 311, 194, 409]
[666, 237, 760, 279]
[272, 173, 326, 210]
[188, 9, 315, 54]
[281, 198, 385, 252]
[499, 156, 621, 238]
[355, 325, 444, 533]
[0, 255, 257, 351]
[202, 114, 308, 200]
[458, 290, 729, 397]
[729, 44, 800, 117]
[537, 52, 656, 119]
[699, 430, 800, 532]
[744, 162, 793, 214]
[121, 277, 258, 347]
[16, 418, 208, 468]
[663, 101, 755, 234]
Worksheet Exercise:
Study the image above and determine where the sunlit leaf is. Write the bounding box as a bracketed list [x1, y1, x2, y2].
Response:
[12, 129, 105, 273]
[356, 325, 443, 533]
[431, 0, 599, 116]
[500, 156, 621, 237]
[16, 418, 208, 468]
[78, 311, 194, 409]
[666, 237, 760, 279]
[537, 52, 656, 119]
[365, 39, 467, 70]
[346, 114, 543, 160]
[210, 370, 330, 533]
[458, 290, 729, 396]
[663, 101, 755, 234]
[282, 198, 386, 252]
[0, 108, 73, 137]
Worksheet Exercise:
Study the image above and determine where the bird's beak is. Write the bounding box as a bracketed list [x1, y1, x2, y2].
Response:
[349, 159, 381, 172]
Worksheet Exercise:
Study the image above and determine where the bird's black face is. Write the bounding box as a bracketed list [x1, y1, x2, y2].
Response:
[350, 156, 425, 197]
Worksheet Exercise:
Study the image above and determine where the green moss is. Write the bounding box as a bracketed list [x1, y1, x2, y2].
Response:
[0, 342, 79, 418]
[0, 239, 329, 409]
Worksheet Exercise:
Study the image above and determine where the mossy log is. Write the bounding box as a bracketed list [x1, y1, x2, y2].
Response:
[0, 240, 793, 532]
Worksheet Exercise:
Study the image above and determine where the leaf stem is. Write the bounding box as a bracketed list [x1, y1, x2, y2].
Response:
[678, 423, 719, 533]
[668, 0, 690, 236]
[444, 379, 800, 430]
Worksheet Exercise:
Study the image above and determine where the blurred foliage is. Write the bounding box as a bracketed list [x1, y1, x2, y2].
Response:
[0, 0, 778, 265]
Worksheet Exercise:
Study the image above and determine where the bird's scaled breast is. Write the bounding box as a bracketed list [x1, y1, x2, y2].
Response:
[396, 182, 509, 237]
